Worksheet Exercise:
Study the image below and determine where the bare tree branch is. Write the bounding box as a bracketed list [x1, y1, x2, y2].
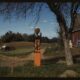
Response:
[70, 2, 80, 32]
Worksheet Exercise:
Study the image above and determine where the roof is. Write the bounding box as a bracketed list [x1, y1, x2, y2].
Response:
[73, 14, 80, 32]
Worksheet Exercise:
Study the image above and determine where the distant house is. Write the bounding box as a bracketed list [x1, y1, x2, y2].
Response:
[72, 14, 80, 47]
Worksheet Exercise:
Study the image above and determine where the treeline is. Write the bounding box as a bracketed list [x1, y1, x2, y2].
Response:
[0, 31, 59, 43]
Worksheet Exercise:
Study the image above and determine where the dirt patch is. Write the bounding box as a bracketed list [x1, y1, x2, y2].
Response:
[0, 48, 46, 67]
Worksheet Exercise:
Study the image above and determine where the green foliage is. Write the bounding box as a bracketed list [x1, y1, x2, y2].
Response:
[0, 31, 35, 42]
[1, 31, 24, 42]
[0, 31, 60, 43]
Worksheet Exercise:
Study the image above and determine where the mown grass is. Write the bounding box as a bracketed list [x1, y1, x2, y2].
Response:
[0, 42, 51, 57]
[0, 61, 80, 77]
[43, 43, 64, 57]
[0, 41, 34, 57]
[0, 47, 34, 57]
[43, 43, 80, 57]
[0, 67, 11, 77]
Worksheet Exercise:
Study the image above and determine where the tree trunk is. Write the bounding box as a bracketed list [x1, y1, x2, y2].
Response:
[61, 24, 73, 65]
[63, 38, 73, 65]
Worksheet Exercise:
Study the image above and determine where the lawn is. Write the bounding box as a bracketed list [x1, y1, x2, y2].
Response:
[0, 47, 34, 57]
[0, 61, 80, 77]
[43, 43, 80, 57]
[0, 42, 80, 77]
[0, 41, 34, 57]
[0, 42, 50, 57]
[43, 43, 64, 57]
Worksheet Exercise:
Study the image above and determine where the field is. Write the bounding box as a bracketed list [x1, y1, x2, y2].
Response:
[0, 41, 80, 77]
[0, 42, 34, 57]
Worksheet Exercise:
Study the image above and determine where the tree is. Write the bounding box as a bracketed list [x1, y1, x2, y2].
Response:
[15, 32, 24, 41]
[50, 37, 58, 43]
[1, 31, 24, 42]
[46, 1, 80, 65]
[27, 34, 35, 42]
[57, 28, 64, 46]
[0, 31, 52, 42]
[1, 31, 13, 42]
[0, 1, 79, 65]
[22, 33, 28, 41]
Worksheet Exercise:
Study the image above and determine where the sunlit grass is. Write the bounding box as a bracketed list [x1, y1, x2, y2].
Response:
[0, 47, 34, 57]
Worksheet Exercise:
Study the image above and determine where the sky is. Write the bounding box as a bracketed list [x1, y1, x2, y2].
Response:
[0, 3, 71, 39]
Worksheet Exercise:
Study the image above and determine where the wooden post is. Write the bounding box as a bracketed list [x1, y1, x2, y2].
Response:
[34, 28, 41, 67]
[34, 51, 41, 66]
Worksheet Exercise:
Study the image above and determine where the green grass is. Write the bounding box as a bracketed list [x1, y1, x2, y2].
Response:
[0, 42, 80, 77]
[43, 47, 64, 57]
[0, 61, 80, 77]
[43, 43, 65, 57]
[0, 41, 34, 57]
[0, 47, 34, 57]
[0, 67, 11, 77]
[43, 43, 80, 57]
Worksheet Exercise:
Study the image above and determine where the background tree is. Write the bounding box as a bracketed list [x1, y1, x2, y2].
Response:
[27, 34, 34, 42]
[22, 33, 28, 41]
[0, 31, 53, 43]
